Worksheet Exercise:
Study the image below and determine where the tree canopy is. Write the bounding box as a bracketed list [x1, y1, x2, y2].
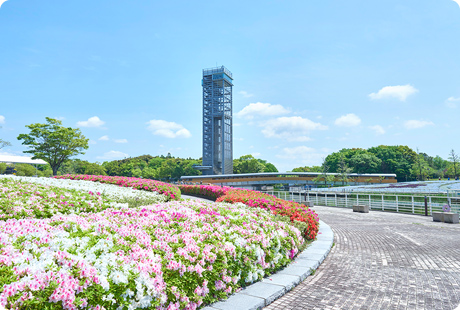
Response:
[233, 155, 278, 174]
[292, 145, 457, 181]
[17, 117, 89, 175]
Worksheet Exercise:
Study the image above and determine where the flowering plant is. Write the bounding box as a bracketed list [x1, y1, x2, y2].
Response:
[0, 201, 303, 309]
[54, 175, 180, 201]
[179, 185, 319, 240]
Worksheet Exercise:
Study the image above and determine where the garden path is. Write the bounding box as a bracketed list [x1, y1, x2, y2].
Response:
[265, 206, 460, 310]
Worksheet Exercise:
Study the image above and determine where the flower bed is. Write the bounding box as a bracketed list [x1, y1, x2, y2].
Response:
[1, 175, 168, 204]
[0, 200, 303, 309]
[54, 175, 180, 201]
[179, 185, 319, 240]
[0, 177, 123, 220]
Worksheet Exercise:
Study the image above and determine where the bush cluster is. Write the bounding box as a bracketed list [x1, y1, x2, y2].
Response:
[179, 185, 319, 240]
[54, 174, 181, 201]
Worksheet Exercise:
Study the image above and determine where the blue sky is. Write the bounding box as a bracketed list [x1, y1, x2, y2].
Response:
[1, 0, 459, 172]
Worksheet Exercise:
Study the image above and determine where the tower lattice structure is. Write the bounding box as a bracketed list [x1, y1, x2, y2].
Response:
[201, 66, 233, 175]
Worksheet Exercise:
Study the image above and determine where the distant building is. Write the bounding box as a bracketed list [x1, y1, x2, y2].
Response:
[195, 66, 233, 175]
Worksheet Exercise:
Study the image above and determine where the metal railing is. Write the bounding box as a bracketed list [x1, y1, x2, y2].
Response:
[264, 191, 460, 215]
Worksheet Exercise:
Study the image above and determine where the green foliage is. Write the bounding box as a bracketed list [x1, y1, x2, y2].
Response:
[410, 149, 434, 181]
[337, 153, 353, 185]
[349, 153, 381, 174]
[58, 159, 106, 176]
[17, 118, 89, 176]
[15, 164, 38, 176]
[367, 145, 417, 181]
[100, 154, 202, 180]
[448, 149, 459, 178]
[0, 163, 6, 174]
[233, 155, 278, 174]
[313, 157, 335, 186]
[292, 145, 454, 181]
[291, 166, 322, 172]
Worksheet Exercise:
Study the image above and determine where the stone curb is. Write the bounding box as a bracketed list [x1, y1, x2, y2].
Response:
[201, 220, 334, 310]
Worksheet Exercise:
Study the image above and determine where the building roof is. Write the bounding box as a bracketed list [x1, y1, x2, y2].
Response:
[0, 155, 48, 165]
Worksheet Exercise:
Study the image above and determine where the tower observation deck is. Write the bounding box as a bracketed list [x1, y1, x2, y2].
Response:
[198, 66, 233, 175]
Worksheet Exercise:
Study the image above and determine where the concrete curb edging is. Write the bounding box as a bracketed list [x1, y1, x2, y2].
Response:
[202, 220, 334, 310]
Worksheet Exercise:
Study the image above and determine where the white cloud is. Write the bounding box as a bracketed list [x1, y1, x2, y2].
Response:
[453, 0, 460, 8]
[146, 120, 191, 138]
[404, 120, 434, 129]
[89, 140, 97, 145]
[237, 102, 290, 119]
[369, 84, 418, 101]
[369, 125, 385, 135]
[97, 150, 129, 160]
[0, 0, 7, 9]
[98, 135, 109, 141]
[77, 116, 105, 128]
[239, 91, 254, 98]
[334, 113, 361, 127]
[446, 97, 460, 108]
[0, 115, 5, 124]
[114, 139, 128, 143]
[251, 152, 261, 157]
[261, 116, 328, 142]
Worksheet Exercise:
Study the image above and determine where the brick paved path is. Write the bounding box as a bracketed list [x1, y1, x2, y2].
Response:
[265, 206, 460, 310]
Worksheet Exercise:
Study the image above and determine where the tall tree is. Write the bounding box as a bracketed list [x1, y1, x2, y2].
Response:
[448, 149, 459, 178]
[337, 153, 353, 185]
[17, 117, 89, 175]
[348, 153, 381, 174]
[313, 157, 335, 186]
[233, 155, 268, 174]
[411, 148, 432, 181]
[368, 145, 417, 181]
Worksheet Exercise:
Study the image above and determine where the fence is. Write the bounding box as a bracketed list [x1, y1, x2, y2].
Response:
[265, 191, 460, 215]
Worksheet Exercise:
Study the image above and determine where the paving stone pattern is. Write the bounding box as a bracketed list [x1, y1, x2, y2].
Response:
[265, 206, 460, 310]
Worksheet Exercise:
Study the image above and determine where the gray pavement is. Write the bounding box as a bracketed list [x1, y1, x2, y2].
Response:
[265, 206, 460, 310]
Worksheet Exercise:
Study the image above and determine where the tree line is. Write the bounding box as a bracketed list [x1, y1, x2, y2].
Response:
[292, 146, 459, 182]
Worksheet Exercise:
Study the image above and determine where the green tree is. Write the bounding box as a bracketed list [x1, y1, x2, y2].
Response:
[324, 148, 368, 172]
[233, 155, 265, 174]
[256, 158, 279, 172]
[368, 145, 417, 181]
[142, 167, 157, 179]
[348, 153, 382, 174]
[15, 164, 38, 176]
[17, 117, 89, 175]
[313, 158, 335, 186]
[411, 149, 433, 181]
[337, 153, 353, 185]
[292, 165, 322, 172]
[102, 161, 122, 176]
[448, 149, 459, 178]
[0, 163, 7, 174]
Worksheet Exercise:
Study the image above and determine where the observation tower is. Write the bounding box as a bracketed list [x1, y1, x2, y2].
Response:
[195, 66, 233, 175]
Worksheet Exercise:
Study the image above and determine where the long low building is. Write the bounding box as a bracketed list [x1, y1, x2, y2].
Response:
[180, 172, 397, 190]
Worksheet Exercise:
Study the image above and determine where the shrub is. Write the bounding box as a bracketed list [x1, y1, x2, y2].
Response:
[179, 185, 319, 240]
[0, 162, 7, 174]
[54, 174, 181, 200]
